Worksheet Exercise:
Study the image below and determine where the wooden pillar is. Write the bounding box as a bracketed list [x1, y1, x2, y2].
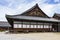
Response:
[8, 26, 9, 32]
[32, 22, 34, 28]
[49, 23, 50, 32]
[29, 22, 31, 28]
[25, 24, 27, 28]
[57, 22, 58, 32]
[21, 21, 23, 28]
[43, 23, 44, 32]
[36, 22, 38, 28]
[17, 24, 19, 28]
[37, 22, 38, 32]
[33, 22, 34, 28]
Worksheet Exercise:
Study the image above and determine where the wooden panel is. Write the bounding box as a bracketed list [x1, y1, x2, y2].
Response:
[20, 4, 49, 18]
[13, 28, 52, 32]
[0, 27, 11, 31]
[25, 8, 48, 17]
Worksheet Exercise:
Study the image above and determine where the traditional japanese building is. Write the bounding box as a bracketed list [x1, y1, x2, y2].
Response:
[53, 13, 60, 32]
[53, 13, 60, 20]
[0, 21, 11, 31]
[6, 4, 60, 32]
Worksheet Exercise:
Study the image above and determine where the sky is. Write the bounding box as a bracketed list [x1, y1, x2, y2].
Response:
[0, 0, 60, 21]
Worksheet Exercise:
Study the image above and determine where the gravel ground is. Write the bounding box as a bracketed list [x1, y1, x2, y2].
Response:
[0, 32, 60, 40]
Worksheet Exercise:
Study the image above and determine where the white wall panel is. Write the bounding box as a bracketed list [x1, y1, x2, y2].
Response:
[23, 24, 26, 28]
[19, 24, 22, 28]
[34, 25, 37, 28]
[14, 24, 18, 28]
[44, 25, 49, 28]
[26, 25, 30, 28]
[30, 25, 34, 28]
[14, 21, 52, 29]
[38, 25, 41, 28]
[40, 25, 43, 28]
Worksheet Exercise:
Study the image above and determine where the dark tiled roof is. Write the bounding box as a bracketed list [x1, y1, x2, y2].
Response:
[0, 21, 11, 27]
[55, 13, 60, 17]
[6, 15, 59, 22]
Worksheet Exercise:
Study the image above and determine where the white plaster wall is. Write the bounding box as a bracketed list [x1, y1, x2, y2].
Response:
[13, 21, 52, 28]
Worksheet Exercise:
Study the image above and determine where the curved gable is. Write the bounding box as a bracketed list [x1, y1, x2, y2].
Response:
[20, 4, 49, 18]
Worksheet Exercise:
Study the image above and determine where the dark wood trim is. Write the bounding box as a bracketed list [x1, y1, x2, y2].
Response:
[43, 23, 44, 31]
[29, 22, 31, 28]
[57, 23, 58, 32]
[21, 21, 23, 28]
[36, 22, 38, 28]
[49, 23, 50, 31]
